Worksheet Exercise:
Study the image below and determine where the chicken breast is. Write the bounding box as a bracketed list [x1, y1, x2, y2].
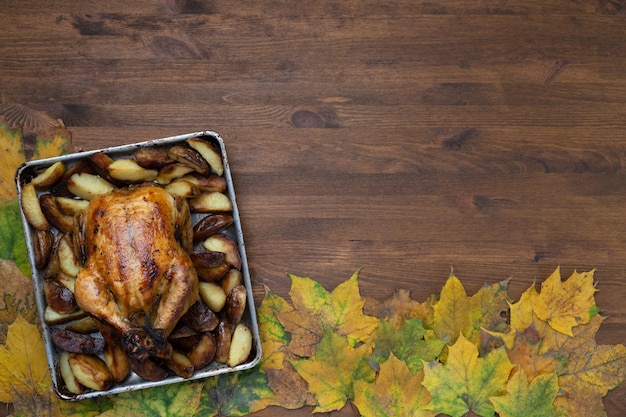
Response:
[74, 185, 199, 362]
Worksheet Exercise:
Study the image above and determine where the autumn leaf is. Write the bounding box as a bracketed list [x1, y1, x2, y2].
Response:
[353, 353, 436, 417]
[276, 270, 379, 357]
[365, 289, 435, 331]
[99, 382, 203, 417]
[505, 325, 565, 382]
[33, 126, 73, 159]
[432, 274, 509, 345]
[531, 267, 597, 337]
[0, 315, 54, 412]
[257, 286, 292, 370]
[0, 121, 25, 203]
[490, 368, 568, 417]
[422, 333, 514, 417]
[198, 367, 275, 416]
[291, 329, 375, 413]
[368, 317, 445, 374]
[0, 199, 31, 276]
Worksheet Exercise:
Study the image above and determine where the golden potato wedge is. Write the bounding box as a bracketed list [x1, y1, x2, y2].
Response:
[227, 323, 253, 367]
[196, 263, 230, 282]
[31, 161, 66, 190]
[180, 173, 227, 193]
[188, 333, 216, 369]
[168, 145, 210, 175]
[88, 152, 115, 179]
[58, 234, 81, 277]
[187, 138, 224, 176]
[199, 281, 226, 312]
[189, 250, 226, 269]
[164, 179, 199, 198]
[214, 321, 232, 364]
[100, 325, 131, 382]
[65, 316, 99, 334]
[225, 285, 247, 325]
[130, 357, 168, 382]
[202, 234, 241, 270]
[68, 353, 113, 391]
[44, 278, 77, 314]
[54, 196, 89, 215]
[33, 229, 53, 269]
[44, 306, 85, 325]
[180, 301, 219, 333]
[189, 192, 233, 213]
[155, 163, 194, 185]
[59, 350, 84, 395]
[21, 182, 50, 230]
[67, 172, 117, 200]
[163, 350, 194, 379]
[134, 146, 173, 169]
[51, 328, 105, 355]
[40, 193, 74, 233]
[192, 213, 234, 244]
[221, 268, 243, 296]
[107, 158, 158, 183]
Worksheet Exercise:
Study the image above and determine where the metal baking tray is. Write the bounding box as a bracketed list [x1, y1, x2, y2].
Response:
[15, 131, 262, 401]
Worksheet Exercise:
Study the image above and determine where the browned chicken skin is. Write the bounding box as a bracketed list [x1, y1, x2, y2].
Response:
[74, 185, 199, 362]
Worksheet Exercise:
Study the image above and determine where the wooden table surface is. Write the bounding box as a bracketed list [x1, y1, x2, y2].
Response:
[2, 1, 625, 415]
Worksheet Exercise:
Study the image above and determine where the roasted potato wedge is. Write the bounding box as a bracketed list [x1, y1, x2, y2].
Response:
[168, 145, 210, 175]
[108, 158, 158, 183]
[180, 301, 219, 333]
[130, 357, 168, 382]
[225, 285, 247, 325]
[214, 321, 232, 364]
[33, 229, 53, 269]
[54, 196, 89, 215]
[134, 146, 173, 169]
[163, 350, 194, 379]
[51, 328, 105, 355]
[44, 306, 86, 325]
[54, 271, 77, 293]
[67, 172, 117, 200]
[65, 316, 99, 334]
[180, 173, 227, 193]
[221, 268, 243, 296]
[189, 192, 233, 213]
[193, 213, 234, 244]
[202, 234, 241, 270]
[40, 194, 74, 233]
[59, 350, 84, 395]
[88, 152, 115, 179]
[155, 163, 194, 185]
[174, 197, 193, 253]
[199, 282, 226, 312]
[189, 250, 226, 269]
[68, 353, 114, 391]
[187, 138, 224, 176]
[196, 262, 230, 282]
[44, 278, 77, 314]
[100, 325, 131, 382]
[21, 182, 50, 230]
[58, 234, 81, 277]
[31, 161, 66, 190]
[188, 333, 216, 369]
[164, 179, 199, 198]
[227, 323, 253, 367]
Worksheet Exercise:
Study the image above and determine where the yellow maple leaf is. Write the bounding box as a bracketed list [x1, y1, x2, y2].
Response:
[33, 126, 73, 159]
[353, 353, 436, 417]
[0, 122, 25, 203]
[0, 315, 52, 404]
[277, 270, 379, 357]
[531, 268, 597, 336]
[433, 274, 509, 345]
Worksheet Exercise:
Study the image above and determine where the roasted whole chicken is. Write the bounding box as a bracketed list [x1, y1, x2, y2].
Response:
[74, 185, 199, 362]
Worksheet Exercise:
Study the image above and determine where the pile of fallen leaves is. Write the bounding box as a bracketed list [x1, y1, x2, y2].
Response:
[0, 117, 625, 416]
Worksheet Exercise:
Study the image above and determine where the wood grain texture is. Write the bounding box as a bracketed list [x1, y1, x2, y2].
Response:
[1, 0, 626, 415]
